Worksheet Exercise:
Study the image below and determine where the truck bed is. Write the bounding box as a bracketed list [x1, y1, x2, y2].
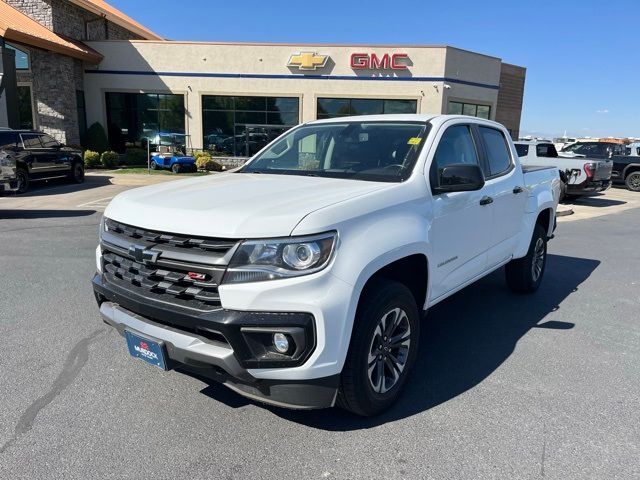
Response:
[522, 165, 557, 173]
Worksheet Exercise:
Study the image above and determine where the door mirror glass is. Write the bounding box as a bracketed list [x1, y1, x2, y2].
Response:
[434, 163, 485, 193]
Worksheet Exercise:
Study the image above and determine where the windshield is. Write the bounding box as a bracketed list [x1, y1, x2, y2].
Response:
[240, 121, 430, 182]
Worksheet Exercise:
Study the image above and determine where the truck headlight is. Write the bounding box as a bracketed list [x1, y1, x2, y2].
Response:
[223, 232, 337, 284]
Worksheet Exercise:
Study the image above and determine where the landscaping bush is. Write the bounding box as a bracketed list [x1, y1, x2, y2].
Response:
[83, 150, 100, 167]
[123, 148, 148, 166]
[202, 159, 223, 172]
[195, 154, 212, 170]
[84, 122, 109, 153]
[100, 151, 119, 168]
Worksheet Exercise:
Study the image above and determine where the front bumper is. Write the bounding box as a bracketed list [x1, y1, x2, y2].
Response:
[566, 179, 612, 195]
[93, 274, 339, 409]
[0, 178, 18, 193]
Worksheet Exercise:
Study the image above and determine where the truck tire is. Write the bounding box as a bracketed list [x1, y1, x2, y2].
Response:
[69, 161, 84, 183]
[625, 171, 640, 192]
[337, 278, 420, 416]
[505, 224, 547, 294]
[16, 167, 29, 194]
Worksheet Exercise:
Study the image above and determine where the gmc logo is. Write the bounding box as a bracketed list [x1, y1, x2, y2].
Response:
[350, 53, 409, 70]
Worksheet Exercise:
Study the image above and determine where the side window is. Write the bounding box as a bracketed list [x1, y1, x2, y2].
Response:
[39, 134, 60, 148]
[20, 133, 42, 149]
[433, 125, 479, 172]
[536, 143, 558, 158]
[514, 144, 529, 157]
[479, 127, 512, 176]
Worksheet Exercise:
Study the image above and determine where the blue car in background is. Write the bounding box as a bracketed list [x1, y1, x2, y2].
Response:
[149, 133, 197, 173]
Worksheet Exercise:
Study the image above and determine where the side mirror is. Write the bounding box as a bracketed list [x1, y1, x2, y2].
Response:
[433, 163, 485, 194]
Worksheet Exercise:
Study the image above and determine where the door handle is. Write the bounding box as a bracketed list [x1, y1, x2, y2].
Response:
[479, 196, 494, 206]
[513, 186, 524, 194]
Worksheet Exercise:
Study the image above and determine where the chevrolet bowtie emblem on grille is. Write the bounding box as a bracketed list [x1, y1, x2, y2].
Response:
[128, 245, 160, 264]
[287, 52, 328, 71]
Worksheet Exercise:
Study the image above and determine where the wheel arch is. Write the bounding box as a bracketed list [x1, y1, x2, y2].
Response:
[623, 163, 640, 178]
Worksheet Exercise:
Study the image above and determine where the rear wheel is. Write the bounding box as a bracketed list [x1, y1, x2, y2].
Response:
[505, 224, 547, 294]
[69, 161, 84, 183]
[16, 167, 29, 194]
[337, 279, 420, 416]
[625, 171, 640, 192]
[150, 160, 158, 170]
[171, 163, 181, 174]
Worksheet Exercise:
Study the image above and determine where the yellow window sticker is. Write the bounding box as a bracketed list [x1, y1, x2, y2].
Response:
[407, 137, 422, 145]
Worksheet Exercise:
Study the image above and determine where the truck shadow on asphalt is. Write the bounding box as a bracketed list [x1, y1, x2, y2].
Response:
[199, 253, 600, 429]
[0, 209, 96, 219]
[7, 174, 113, 197]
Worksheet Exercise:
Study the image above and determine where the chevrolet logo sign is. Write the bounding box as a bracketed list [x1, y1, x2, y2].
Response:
[287, 52, 328, 71]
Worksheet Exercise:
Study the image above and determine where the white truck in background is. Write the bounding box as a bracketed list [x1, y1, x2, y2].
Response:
[515, 140, 612, 200]
[93, 115, 560, 416]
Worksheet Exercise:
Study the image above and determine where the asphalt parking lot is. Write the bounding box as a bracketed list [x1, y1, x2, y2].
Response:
[0, 177, 638, 479]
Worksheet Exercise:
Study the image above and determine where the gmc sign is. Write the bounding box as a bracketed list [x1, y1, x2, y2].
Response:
[350, 53, 409, 70]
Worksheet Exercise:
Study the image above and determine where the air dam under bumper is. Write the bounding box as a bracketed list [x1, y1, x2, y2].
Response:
[94, 282, 339, 410]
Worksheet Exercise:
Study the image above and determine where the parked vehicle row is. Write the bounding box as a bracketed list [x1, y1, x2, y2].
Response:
[92, 114, 560, 416]
[0, 129, 84, 194]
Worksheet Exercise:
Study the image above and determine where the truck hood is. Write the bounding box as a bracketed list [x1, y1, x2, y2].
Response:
[104, 172, 393, 238]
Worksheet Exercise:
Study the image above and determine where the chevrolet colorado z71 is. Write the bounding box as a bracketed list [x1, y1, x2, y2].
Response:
[93, 115, 560, 416]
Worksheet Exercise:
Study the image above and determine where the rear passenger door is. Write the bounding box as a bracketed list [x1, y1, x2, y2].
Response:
[19, 133, 50, 177]
[39, 133, 72, 173]
[476, 125, 527, 268]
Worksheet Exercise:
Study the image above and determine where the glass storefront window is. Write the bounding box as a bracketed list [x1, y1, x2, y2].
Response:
[317, 98, 417, 119]
[202, 95, 299, 157]
[17, 85, 34, 129]
[448, 101, 491, 119]
[105, 92, 185, 152]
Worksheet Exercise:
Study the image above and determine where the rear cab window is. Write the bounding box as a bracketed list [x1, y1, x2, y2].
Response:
[536, 143, 558, 158]
[515, 144, 529, 157]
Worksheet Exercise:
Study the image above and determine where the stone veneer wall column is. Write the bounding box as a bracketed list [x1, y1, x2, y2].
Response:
[495, 63, 526, 139]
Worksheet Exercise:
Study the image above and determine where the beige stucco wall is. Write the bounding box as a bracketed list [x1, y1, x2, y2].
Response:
[83, 41, 504, 149]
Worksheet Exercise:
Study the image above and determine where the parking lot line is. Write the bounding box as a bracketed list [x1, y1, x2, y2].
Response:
[77, 196, 115, 208]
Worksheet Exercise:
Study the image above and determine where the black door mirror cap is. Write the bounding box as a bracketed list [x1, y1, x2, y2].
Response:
[433, 163, 485, 194]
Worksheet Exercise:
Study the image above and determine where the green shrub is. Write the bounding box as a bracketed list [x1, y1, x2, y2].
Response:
[202, 159, 223, 172]
[195, 154, 212, 170]
[100, 151, 119, 168]
[123, 148, 148, 166]
[83, 150, 100, 167]
[84, 122, 109, 153]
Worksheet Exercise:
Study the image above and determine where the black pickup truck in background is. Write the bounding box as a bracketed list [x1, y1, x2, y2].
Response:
[560, 141, 640, 191]
[0, 129, 84, 194]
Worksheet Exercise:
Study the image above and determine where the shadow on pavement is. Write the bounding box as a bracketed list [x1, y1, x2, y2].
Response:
[196, 254, 599, 429]
[7, 174, 113, 197]
[568, 194, 626, 208]
[0, 209, 96, 219]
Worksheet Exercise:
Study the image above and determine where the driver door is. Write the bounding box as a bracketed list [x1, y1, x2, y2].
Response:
[428, 123, 494, 301]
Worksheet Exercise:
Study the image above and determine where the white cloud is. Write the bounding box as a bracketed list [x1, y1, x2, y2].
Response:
[596, 109, 610, 114]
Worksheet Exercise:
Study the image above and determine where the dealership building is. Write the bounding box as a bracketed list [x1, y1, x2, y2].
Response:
[0, 0, 526, 157]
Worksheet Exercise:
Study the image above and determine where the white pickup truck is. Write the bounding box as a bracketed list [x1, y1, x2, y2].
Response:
[93, 114, 560, 416]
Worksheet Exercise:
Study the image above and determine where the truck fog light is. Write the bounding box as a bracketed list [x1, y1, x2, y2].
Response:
[273, 333, 289, 353]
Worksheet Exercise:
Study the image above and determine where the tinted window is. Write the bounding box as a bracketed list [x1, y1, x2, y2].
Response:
[39, 134, 59, 148]
[515, 144, 529, 157]
[434, 125, 479, 170]
[479, 127, 511, 176]
[316, 98, 417, 119]
[21, 133, 42, 149]
[536, 143, 558, 158]
[0, 132, 18, 148]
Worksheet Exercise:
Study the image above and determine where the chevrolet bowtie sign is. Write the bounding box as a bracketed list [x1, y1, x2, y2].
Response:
[287, 52, 328, 71]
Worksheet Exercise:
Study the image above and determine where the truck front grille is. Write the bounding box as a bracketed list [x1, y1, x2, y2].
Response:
[104, 218, 236, 254]
[102, 250, 223, 311]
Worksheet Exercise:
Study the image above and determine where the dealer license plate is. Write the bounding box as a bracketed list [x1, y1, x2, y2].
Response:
[124, 330, 167, 370]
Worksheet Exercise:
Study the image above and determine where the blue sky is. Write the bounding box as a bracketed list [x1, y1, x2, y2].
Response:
[110, 0, 639, 138]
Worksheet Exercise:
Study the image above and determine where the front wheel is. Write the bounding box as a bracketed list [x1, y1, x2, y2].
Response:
[337, 279, 420, 416]
[625, 171, 640, 192]
[171, 163, 182, 174]
[505, 224, 547, 294]
[16, 167, 29, 194]
[70, 162, 84, 183]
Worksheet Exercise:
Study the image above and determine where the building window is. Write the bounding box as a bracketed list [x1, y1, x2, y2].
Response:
[76, 91, 87, 146]
[448, 101, 491, 119]
[6, 44, 29, 70]
[105, 92, 185, 153]
[17, 85, 34, 129]
[202, 95, 299, 157]
[317, 98, 417, 119]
